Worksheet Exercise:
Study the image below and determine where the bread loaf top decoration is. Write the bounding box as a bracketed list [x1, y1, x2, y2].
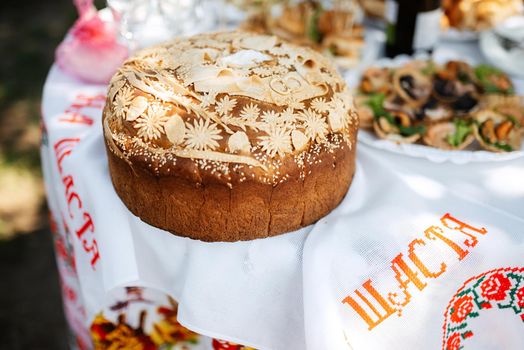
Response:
[104, 31, 357, 187]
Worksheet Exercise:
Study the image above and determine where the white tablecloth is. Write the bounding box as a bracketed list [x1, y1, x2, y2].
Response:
[41, 38, 524, 350]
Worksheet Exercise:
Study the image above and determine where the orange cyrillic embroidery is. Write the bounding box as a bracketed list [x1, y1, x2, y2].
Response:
[390, 253, 427, 308]
[341, 213, 488, 331]
[54, 137, 100, 269]
[59, 112, 94, 126]
[59, 93, 105, 126]
[440, 213, 487, 248]
[342, 279, 396, 330]
[67, 191, 82, 219]
[54, 138, 80, 172]
[84, 239, 100, 266]
[72, 94, 105, 109]
[425, 225, 469, 261]
[63, 175, 74, 197]
[75, 212, 94, 239]
[408, 239, 447, 279]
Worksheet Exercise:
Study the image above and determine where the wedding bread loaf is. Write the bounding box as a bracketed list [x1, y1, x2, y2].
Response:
[103, 31, 358, 241]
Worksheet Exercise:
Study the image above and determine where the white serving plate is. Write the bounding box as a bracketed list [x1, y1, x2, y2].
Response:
[345, 55, 524, 164]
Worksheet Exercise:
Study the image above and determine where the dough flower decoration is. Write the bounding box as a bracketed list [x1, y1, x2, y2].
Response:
[215, 96, 238, 116]
[310, 97, 330, 114]
[298, 108, 328, 142]
[200, 91, 219, 109]
[280, 107, 297, 125]
[185, 118, 223, 151]
[134, 104, 170, 141]
[286, 97, 306, 110]
[261, 110, 280, 125]
[240, 103, 261, 122]
[113, 86, 134, 119]
[258, 125, 293, 157]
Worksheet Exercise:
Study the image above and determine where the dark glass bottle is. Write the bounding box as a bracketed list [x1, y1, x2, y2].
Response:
[385, 0, 442, 57]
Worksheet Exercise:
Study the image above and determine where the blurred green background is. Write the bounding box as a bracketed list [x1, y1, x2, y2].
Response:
[0, 0, 104, 348]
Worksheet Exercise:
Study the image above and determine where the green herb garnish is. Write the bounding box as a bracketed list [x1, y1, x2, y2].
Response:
[365, 93, 388, 118]
[379, 113, 425, 136]
[493, 142, 513, 152]
[446, 119, 471, 147]
[365, 93, 425, 136]
[421, 61, 436, 76]
[507, 114, 518, 124]
[474, 64, 514, 95]
[475, 64, 500, 79]
[398, 124, 426, 136]
[484, 85, 514, 94]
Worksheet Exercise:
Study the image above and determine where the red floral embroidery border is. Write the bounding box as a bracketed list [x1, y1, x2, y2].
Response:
[441, 267, 524, 350]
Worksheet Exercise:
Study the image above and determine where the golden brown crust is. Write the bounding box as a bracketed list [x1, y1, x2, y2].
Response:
[103, 31, 358, 241]
[106, 138, 356, 241]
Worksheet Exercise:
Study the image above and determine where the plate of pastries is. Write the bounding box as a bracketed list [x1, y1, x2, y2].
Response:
[242, 0, 365, 68]
[353, 57, 524, 163]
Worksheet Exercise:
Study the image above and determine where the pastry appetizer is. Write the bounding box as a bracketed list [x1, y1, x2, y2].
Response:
[423, 119, 475, 150]
[473, 109, 522, 152]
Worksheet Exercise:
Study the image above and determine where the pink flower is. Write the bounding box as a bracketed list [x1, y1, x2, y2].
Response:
[56, 11, 128, 84]
[72, 16, 113, 45]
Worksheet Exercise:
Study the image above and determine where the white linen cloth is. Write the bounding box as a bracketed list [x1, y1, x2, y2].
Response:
[41, 47, 524, 349]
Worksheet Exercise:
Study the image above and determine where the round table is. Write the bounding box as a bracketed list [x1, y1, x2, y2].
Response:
[41, 31, 524, 350]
